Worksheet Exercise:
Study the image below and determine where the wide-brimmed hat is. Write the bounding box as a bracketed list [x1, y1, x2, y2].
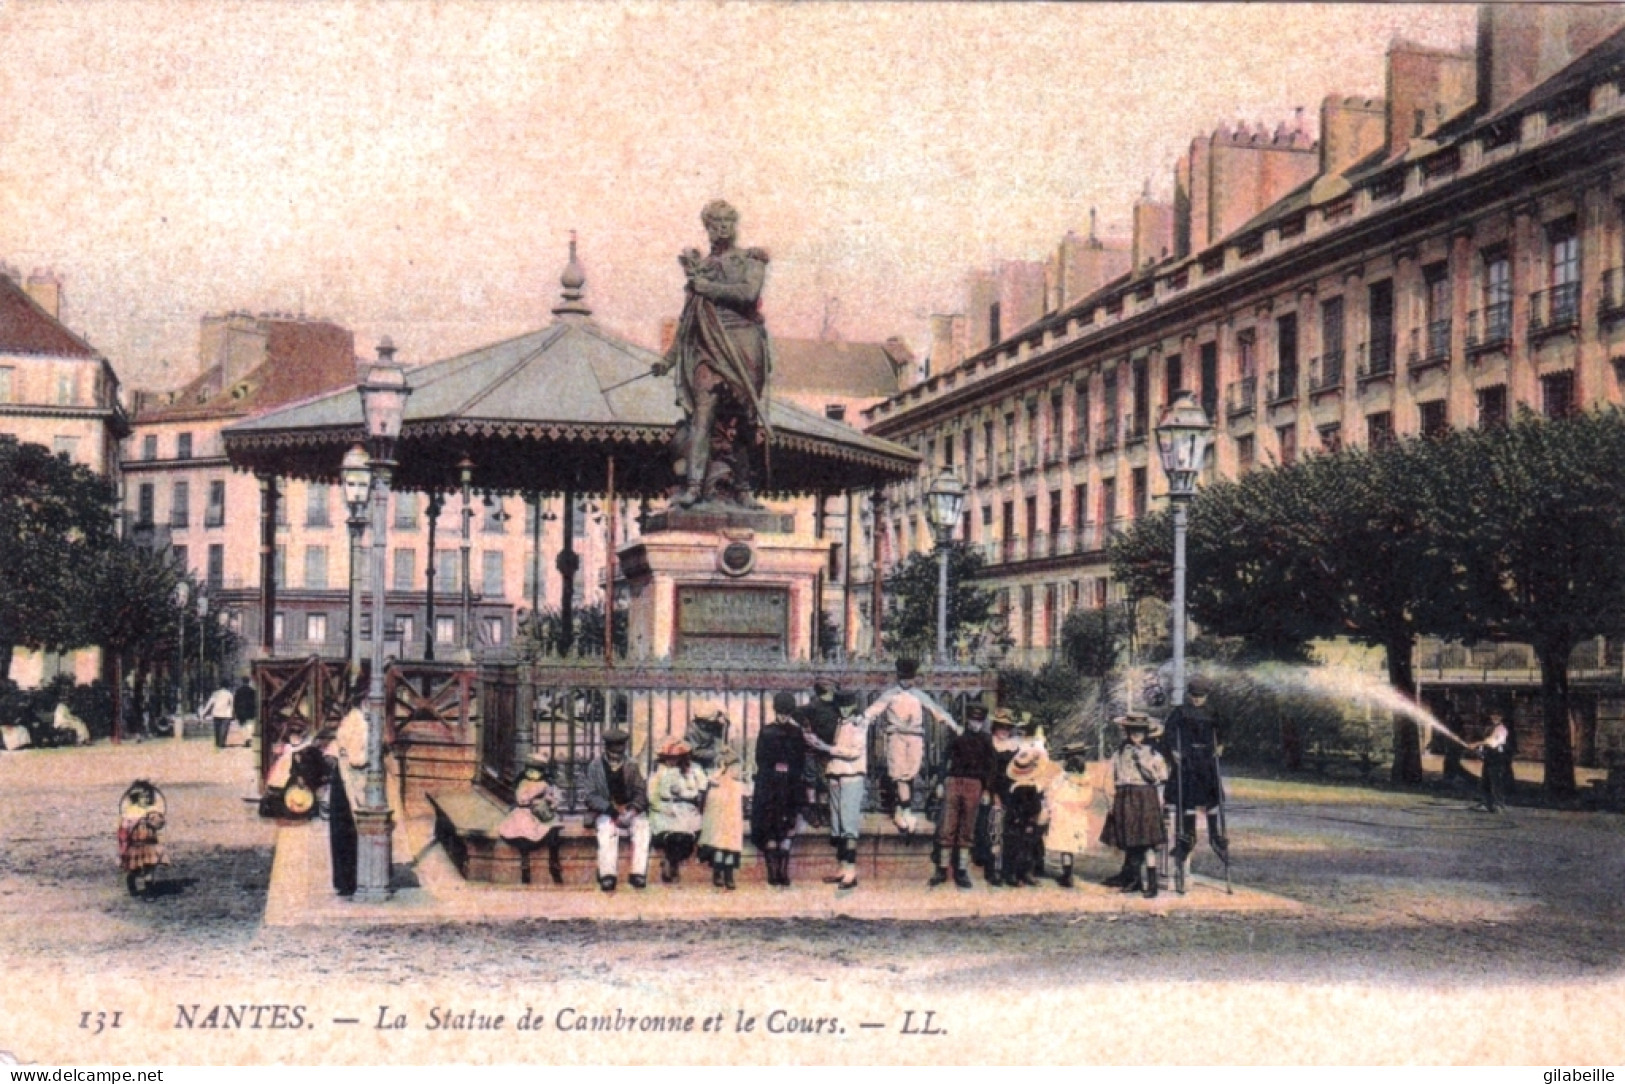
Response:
[601, 728, 631, 748]
[1116, 712, 1163, 738]
[990, 707, 1017, 730]
[658, 739, 692, 761]
[1009, 745, 1046, 778]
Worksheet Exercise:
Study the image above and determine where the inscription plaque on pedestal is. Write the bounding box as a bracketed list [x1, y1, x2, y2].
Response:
[675, 585, 788, 659]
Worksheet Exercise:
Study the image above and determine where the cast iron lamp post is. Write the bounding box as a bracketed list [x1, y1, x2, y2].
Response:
[1153, 390, 1213, 707]
[458, 456, 474, 661]
[924, 468, 967, 663]
[342, 444, 371, 670]
[174, 580, 189, 714]
[355, 338, 411, 902]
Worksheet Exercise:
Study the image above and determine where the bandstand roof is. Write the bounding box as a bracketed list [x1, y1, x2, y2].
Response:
[221, 275, 919, 497]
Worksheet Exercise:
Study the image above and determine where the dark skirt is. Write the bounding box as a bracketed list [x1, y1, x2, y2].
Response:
[750, 772, 801, 847]
[1100, 785, 1166, 849]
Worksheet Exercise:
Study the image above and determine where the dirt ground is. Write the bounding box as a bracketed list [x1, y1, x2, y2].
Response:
[1, 739, 1621, 1065]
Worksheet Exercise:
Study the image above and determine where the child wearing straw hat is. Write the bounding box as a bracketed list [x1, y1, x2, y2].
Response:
[649, 740, 708, 884]
[1100, 712, 1169, 898]
[1001, 744, 1050, 887]
[498, 757, 565, 885]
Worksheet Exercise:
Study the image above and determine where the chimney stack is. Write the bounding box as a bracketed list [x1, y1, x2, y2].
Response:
[24, 268, 61, 319]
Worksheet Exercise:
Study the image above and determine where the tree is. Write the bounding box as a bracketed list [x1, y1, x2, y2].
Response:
[75, 542, 192, 740]
[880, 541, 1005, 660]
[1438, 410, 1625, 796]
[0, 437, 118, 680]
[1110, 437, 1471, 783]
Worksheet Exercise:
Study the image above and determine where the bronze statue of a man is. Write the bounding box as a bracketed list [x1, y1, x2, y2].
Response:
[652, 200, 771, 509]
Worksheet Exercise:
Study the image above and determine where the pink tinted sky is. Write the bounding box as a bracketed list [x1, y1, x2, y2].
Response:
[0, 2, 1476, 391]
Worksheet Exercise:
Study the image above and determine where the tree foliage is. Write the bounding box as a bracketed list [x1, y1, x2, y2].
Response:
[880, 541, 1006, 660]
[1110, 411, 1625, 794]
[0, 437, 118, 679]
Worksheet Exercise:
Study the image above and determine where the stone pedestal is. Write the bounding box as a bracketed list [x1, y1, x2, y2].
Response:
[620, 516, 828, 662]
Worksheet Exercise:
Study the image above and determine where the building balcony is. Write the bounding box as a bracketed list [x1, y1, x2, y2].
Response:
[1266, 367, 1299, 406]
[1600, 269, 1625, 327]
[1225, 377, 1257, 419]
[1094, 425, 1119, 455]
[974, 462, 992, 487]
[1466, 303, 1511, 357]
[1308, 352, 1344, 396]
[1067, 432, 1090, 462]
[1407, 320, 1451, 375]
[1529, 282, 1580, 342]
[996, 453, 1015, 481]
[1042, 438, 1063, 467]
[1355, 338, 1395, 385]
[1123, 417, 1149, 447]
[1018, 447, 1039, 475]
[1000, 536, 1022, 564]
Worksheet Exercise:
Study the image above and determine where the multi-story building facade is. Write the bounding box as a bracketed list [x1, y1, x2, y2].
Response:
[864, 6, 1625, 676]
[0, 267, 129, 686]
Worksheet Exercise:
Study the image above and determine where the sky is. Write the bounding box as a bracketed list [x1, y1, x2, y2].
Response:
[0, 2, 1477, 393]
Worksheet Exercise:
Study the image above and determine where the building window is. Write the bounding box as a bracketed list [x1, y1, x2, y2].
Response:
[436, 549, 459, 592]
[962, 428, 974, 476]
[0, 367, 13, 404]
[273, 613, 285, 644]
[176, 432, 193, 460]
[206, 480, 226, 527]
[273, 545, 287, 589]
[56, 370, 74, 405]
[1072, 385, 1089, 450]
[1275, 313, 1299, 397]
[435, 615, 457, 645]
[1019, 585, 1033, 649]
[942, 433, 955, 469]
[1277, 424, 1297, 466]
[137, 483, 155, 527]
[1165, 355, 1183, 406]
[305, 484, 330, 528]
[141, 434, 157, 460]
[207, 544, 224, 590]
[1236, 330, 1256, 379]
[1318, 424, 1342, 453]
[483, 616, 505, 646]
[1072, 484, 1087, 530]
[1367, 411, 1395, 447]
[481, 550, 504, 596]
[483, 497, 508, 533]
[824, 403, 846, 422]
[1099, 478, 1117, 525]
[1199, 341, 1219, 421]
[171, 545, 187, 571]
[829, 542, 843, 581]
[393, 615, 415, 645]
[1130, 468, 1147, 519]
[1542, 370, 1575, 419]
[304, 546, 329, 590]
[358, 613, 371, 641]
[52, 435, 79, 461]
[989, 301, 1002, 346]
[1420, 400, 1449, 438]
[1367, 280, 1395, 373]
[170, 481, 190, 528]
[1321, 297, 1345, 360]
[1477, 385, 1508, 429]
[1103, 369, 1120, 440]
[392, 548, 417, 591]
[1235, 435, 1255, 472]
[306, 613, 328, 644]
[1048, 392, 1063, 456]
[394, 492, 419, 530]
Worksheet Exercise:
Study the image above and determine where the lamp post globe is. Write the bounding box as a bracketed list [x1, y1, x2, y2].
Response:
[924, 468, 967, 663]
[1153, 390, 1212, 706]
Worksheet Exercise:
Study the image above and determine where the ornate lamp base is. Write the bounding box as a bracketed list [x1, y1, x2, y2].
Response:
[353, 805, 395, 902]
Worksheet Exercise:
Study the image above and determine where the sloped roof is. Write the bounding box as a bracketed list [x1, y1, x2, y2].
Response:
[0, 275, 99, 359]
[224, 317, 918, 497]
[772, 337, 905, 399]
[133, 318, 358, 423]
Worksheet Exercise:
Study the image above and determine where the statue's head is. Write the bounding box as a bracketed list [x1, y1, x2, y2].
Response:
[701, 200, 739, 244]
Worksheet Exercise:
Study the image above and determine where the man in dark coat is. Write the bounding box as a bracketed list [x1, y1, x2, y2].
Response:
[233, 677, 258, 737]
[797, 680, 841, 829]
[1161, 675, 1228, 870]
[752, 691, 806, 887]
[583, 729, 651, 892]
[929, 702, 997, 889]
